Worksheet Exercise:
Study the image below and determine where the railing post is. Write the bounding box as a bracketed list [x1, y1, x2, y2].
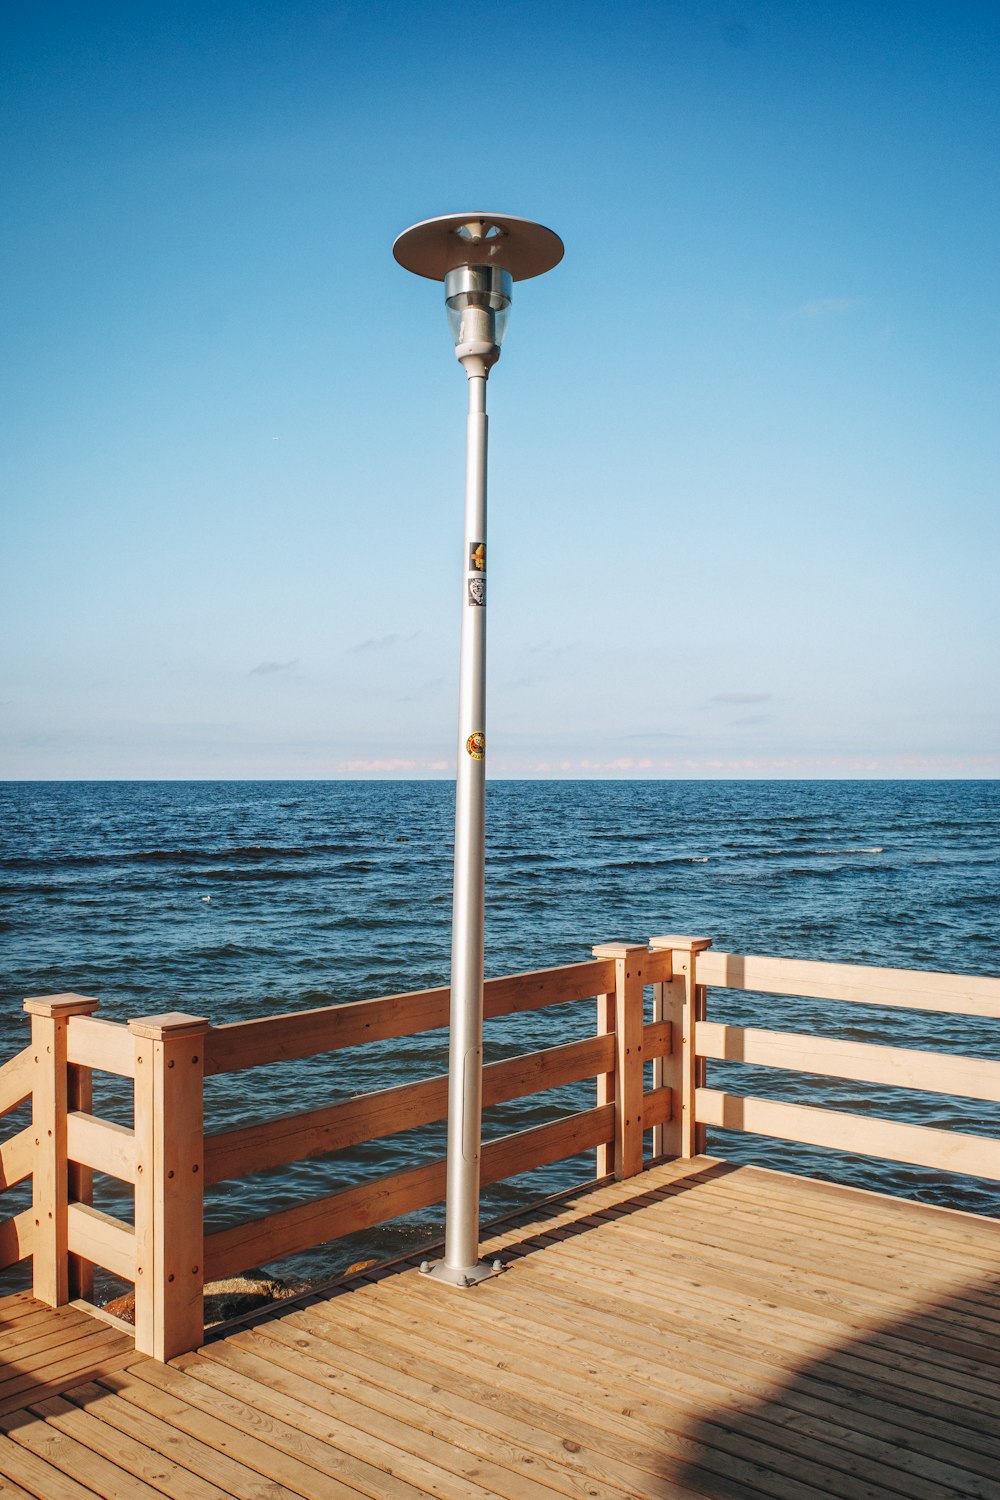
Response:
[592, 943, 648, 1180]
[129, 1012, 209, 1362]
[23, 994, 100, 1307]
[649, 936, 712, 1158]
[649, 954, 672, 1161]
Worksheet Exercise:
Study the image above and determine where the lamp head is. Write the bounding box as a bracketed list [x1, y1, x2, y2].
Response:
[393, 213, 563, 376]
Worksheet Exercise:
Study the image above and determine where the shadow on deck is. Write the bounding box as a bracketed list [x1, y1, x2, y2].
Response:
[0, 1157, 997, 1498]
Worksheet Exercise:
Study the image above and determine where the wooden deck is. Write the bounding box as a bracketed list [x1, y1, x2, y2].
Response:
[0, 1156, 998, 1499]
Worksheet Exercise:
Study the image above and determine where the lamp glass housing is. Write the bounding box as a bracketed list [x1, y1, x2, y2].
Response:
[445, 265, 513, 349]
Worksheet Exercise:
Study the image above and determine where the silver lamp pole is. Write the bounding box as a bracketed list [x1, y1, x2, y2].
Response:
[393, 213, 563, 1286]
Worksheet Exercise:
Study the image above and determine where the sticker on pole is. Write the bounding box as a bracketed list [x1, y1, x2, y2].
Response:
[466, 731, 485, 760]
[469, 543, 486, 572]
[467, 576, 485, 606]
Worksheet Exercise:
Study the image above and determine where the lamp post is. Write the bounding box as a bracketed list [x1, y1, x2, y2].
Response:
[393, 213, 563, 1286]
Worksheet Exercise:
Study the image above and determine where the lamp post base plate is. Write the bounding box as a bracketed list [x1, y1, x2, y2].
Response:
[418, 1258, 503, 1288]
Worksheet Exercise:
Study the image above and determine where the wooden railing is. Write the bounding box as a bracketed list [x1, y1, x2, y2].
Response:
[666, 943, 1000, 1180]
[2, 935, 997, 1364]
[0, 942, 675, 1361]
[0, 998, 210, 1362]
[201, 942, 673, 1284]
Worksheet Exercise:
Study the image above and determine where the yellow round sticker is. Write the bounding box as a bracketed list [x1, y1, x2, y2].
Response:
[466, 731, 485, 760]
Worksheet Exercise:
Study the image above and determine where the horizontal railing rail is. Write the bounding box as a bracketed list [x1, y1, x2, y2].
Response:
[202, 954, 671, 1075]
[695, 1089, 1000, 1179]
[0, 1209, 34, 1273]
[66, 1202, 136, 1282]
[696, 1020, 1000, 1099]
[0, 1044, 35, 1275]
[205, 1030, 630, 1184]
[0, 1049, 32, 1117]
[65, 1113, 138, 1183]
[203, 947, 672, 1280]
[693, 950, 1000, 1018]
[205, 1091, 672, 1281]
[66, 1015, 136, 1077]
[0, 1128, 34, 1194]
[687, 948, 1000, 1184]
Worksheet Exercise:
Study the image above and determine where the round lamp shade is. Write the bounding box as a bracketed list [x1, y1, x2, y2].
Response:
[393, 213, 564, 283]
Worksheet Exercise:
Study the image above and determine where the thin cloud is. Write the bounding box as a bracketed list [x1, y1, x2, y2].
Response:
[250, 659, 298, 676]
[709, 692, 772, 706]
[350, 634, 400, 654]
[348, 631, 419, 654]
[332, 756, 447, 774]
[525, 639, 578, 657]
[784, 297, 861, 322]
[625, 730, 690, 740]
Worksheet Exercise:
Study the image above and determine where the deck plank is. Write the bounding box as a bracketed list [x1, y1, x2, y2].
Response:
[1, 1159, 999, 1499]
[0, 1433, 101, 1499]
[94, 1364, 335, 1500]
[0, 1474, 35, 1498]
[180, 1341, 576, 1500]
[329, 1279, 941, 1500]
[513, 1209, 1000, 1379]
[66, 1380, 280, 1500]
[356, 1262, 991, 1500]
[498, 1232, 1000, 1431]
[0, 1299, 141, 1419]
[0, 1404, 165, 1500]
[471, 1263, 1000, 1480]
[601, 1186, 1000, 1327]
[499, 1207, 1000, 1369]
[24, 1393, 233, 1500]
[488, 1181, 1000, 1331]
[281, 1313, 778, 1500]
[297, 1289, 841, 1500]
[230, 1318, 664, 1499]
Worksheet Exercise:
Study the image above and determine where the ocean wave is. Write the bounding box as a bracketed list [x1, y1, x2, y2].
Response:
[132, 844, 361, 863]
[0, 843, 368, 870]
[588, 846, 887, 869]
[815, 846, 884, 855]
[492, 851, 559, 864]
[605, 854, 713, 870]
[760, 846, 884, 858]
[191, 868, 323, 883]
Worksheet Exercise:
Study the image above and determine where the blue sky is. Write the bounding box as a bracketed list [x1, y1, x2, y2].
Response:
[3, 1, 997, 778]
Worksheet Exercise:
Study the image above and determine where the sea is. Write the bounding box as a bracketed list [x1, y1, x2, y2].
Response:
[1, 779, 997, 1292]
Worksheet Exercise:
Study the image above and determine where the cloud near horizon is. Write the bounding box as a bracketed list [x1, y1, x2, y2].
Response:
[625, 730, 690, 740]
[332, 756, 449, 774]
[709, 692, 772, 706]
[348, 631, 419, 654]
[250, 659, 299, 676]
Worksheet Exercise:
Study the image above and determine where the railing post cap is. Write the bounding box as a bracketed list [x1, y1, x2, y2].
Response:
[23, 994, 100, 1019]
[592, 942, 648, 959]
[128, 1012, 210, 1041]
[648, 935, 713, 952]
